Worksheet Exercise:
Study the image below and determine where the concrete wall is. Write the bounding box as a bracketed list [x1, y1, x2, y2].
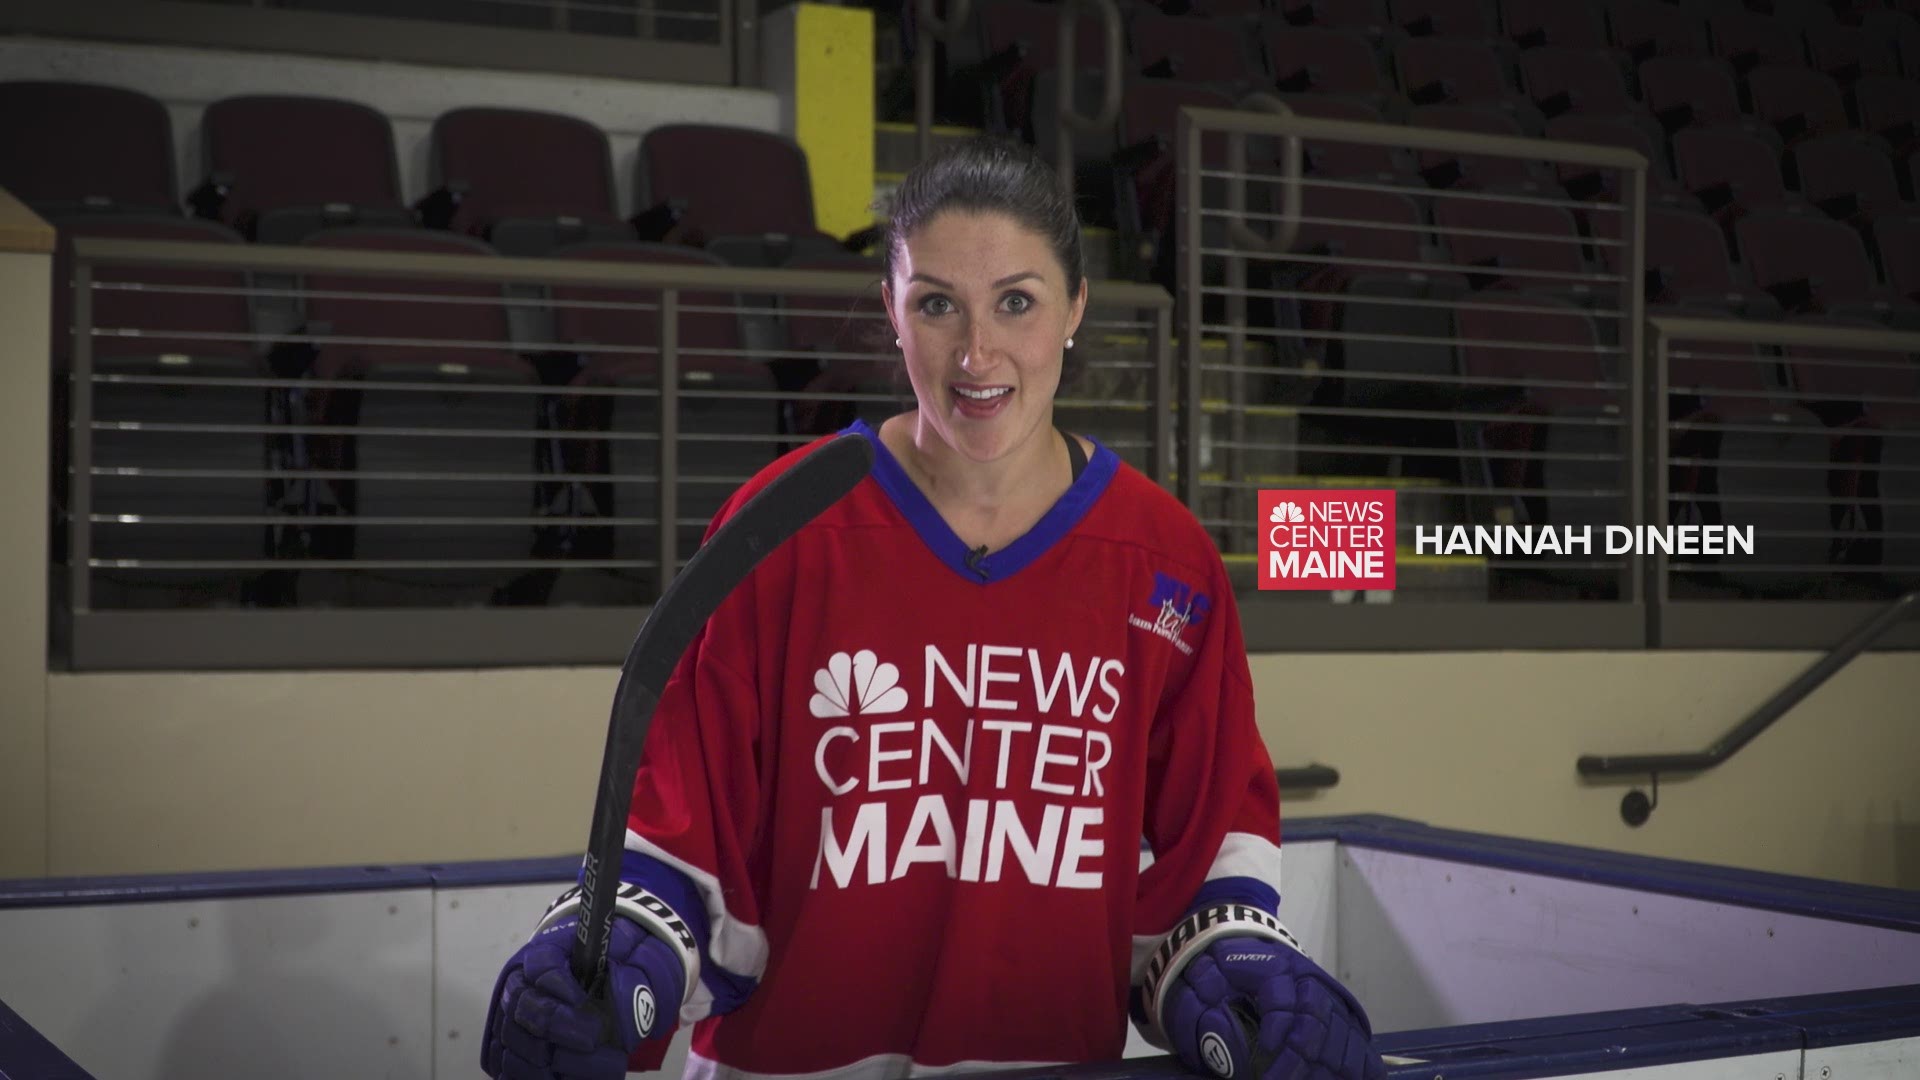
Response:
[1253, 650, 1920, 890]
[31, 652, 1920, 889]
[0, 191, 53, 879]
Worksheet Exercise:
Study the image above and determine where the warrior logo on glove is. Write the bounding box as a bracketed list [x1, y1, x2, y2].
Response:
[1200, 1031, 1234, 1077]
[634, 985, 658, 1039]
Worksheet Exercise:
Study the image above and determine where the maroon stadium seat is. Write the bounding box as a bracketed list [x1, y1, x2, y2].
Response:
[1851, 76, 1920, 155]
[1519, 47, 1637, 118]
[1672, 126, 1799, 221]
[1410, 104, 1546, 189]
[1636, 56, 1744, 133]
[51, 216, 254, 374]
[550, 242, 765, 391]
[1606, 0, 1710, 62]
[1276, 94, 1407, 178]
[292, 228, 540, 604]
[428, 107, 628, 255]
[1545, 113, 1690, 203]
[1591, 204, 1778, 316]
[637, 124, 841, 266]
[1734, 211, 1918, 321]
[200, 95, 410, 244]
[1501, 0, 1606, 50]
[1707, 11, 1806, 74]
[1263, 26, 1390, 98]
[1273, 0, 1391, 36]
[1387, 0, 1494, 40]
[1789, 132, 1908, 224]
[1431, 189, 1594, 297]
[1873, 214, 1920, 303]
[0, 81, 176, 215]
[1804, 23, 1900, 84]
[1394, 37, 1513, 107]
[1130, 13, 1265, 89]
[1746, 66, 1849, 144]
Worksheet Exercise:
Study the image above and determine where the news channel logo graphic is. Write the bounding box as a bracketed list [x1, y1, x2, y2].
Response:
[1257, 490, 1757, 592]
[1258, 490, 1396, 591]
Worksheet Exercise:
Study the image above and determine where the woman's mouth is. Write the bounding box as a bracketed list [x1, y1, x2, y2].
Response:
[952, 384, 1013, 418]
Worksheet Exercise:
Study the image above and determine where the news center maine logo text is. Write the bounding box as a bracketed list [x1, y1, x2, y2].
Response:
[1258, 490, 1397, 591]
[1257, 488, 1758, 592]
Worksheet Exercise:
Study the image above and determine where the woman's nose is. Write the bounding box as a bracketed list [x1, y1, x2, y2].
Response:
[960, 318, 995, 372]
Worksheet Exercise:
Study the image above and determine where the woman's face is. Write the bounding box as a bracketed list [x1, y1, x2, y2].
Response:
[883, 209, 1087, 465]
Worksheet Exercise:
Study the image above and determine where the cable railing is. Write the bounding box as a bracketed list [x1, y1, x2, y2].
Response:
[59, 236, 1171, 666]
[1648, 316, 1920, 614]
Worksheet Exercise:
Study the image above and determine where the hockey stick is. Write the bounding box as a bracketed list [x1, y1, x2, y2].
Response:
[571, 431, 875, 992]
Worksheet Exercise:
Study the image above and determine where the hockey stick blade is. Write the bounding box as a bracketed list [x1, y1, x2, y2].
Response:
[571, 432, 874, 993]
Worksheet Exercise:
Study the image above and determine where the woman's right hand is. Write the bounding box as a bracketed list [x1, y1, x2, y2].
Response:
[482, 914, 685, 1079]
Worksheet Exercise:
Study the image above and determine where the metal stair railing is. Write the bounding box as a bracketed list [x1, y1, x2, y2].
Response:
[1578, 590, 1919, 825]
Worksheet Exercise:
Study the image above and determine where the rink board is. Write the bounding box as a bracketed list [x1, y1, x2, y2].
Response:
[0, 816, 1914, 1080]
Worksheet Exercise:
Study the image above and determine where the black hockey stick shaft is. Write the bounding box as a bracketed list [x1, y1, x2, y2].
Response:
[571, 432, 874, 990]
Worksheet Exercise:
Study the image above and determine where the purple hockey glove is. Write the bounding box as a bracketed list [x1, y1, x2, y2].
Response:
[481, 913, 685, 1080]
[1161, 935, 1385, 1080]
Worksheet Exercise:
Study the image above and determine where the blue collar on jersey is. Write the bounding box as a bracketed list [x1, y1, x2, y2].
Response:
[845, 418, 1120, 585]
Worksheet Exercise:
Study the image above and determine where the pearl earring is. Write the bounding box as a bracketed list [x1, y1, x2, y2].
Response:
[1065, 337, 1075, 349]
[894, 337, 902, 347]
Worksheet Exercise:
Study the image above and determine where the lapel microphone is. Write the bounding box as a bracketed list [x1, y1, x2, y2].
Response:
[965, 544, 990, 579]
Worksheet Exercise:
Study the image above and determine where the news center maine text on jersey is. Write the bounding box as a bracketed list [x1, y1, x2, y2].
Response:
[809, 646, 1121, 891]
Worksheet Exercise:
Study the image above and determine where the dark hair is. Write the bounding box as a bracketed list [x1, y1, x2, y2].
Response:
[883, 136, 1085, 302]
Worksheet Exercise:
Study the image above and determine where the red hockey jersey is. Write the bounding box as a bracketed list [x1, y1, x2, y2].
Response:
[622, 420, 1283, 1080]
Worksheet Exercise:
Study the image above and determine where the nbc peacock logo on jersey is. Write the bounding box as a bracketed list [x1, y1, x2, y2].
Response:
[809, 650, 909, 718]
[1128, 572, 1209, 656]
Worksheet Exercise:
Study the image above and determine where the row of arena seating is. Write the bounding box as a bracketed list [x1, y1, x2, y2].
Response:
[0, 81, 849, 263]
[952, 0, 1920, 311]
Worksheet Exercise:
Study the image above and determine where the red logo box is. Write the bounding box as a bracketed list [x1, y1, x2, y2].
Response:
[1258, 490, 1397, 591]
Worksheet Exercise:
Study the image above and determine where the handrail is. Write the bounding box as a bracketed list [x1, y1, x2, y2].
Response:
[1224, 93, 1303, 258]
[1175, 106, 1646, 168]
[1052, 0, 1124, 198]
[915, 0, 974, 162]
[68, 237, 1177, 308]
[1579, 591, 1919, 821]
[1276, 764, 1340, 791]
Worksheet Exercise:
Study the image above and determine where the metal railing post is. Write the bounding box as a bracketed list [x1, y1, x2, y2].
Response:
[1176, 107, 1204, 515]
[1645, 323, 1670, 646]
[658, 290, 680, 589]
[915, 0, 973, 161]
[1053, 0, 1123, 199]
[1625, 162, 1648, 618]
[69, 259, 94, 615]
[1153, 303, 1175, 489]
[732, 0, 759, 88]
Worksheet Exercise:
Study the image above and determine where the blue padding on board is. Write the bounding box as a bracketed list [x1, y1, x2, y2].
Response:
[0, 814, 1910, 940]
[0, 995, 94, 1080]
[1301, 815, 1920, 933]
[966, 1008, 1801, 1080]
[0, 864, 436, 909]
[1699, 983, 1920, 1048]
[1375, 1008, 1803, 1079]
[425, 855, 579, 889]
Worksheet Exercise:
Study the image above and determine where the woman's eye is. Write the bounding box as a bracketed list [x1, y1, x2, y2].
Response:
[918, 296, 953, 316]
[1001, 292, 1033, 314]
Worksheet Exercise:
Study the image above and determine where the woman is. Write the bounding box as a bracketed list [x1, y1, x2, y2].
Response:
[483, 137, 1384, 1080]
